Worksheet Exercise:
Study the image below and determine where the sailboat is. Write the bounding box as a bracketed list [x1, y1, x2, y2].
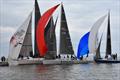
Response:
[91, 11, 120, 63]
[8, 12, 33, 65]
[8, 0, 42, 65]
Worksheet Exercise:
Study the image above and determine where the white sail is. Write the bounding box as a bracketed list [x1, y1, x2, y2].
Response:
[8, 12, 32, 60]
[89, 15, 107, 54]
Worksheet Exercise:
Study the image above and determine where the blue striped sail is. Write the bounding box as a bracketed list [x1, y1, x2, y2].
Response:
[77, 32, 90, 59]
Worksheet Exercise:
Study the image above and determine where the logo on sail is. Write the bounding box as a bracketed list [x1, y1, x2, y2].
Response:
[10, 29, 25, 47]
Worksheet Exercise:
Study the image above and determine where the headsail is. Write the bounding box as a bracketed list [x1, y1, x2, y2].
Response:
[9, 12, 32, 60]
[34, 0, 41, 58]
[77, 32, 90, 59]
[59, 4, 74, 55]
[36, 4, 60, 57]
[95, 33, 103, 59]
[105, 11, 112, 57]
[89, 15, 107, 54]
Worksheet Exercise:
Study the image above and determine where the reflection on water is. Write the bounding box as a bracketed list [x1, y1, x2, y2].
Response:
[0, 63, 120, 80]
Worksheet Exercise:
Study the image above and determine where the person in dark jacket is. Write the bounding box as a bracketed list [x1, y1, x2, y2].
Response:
[1, 56, 6, 62]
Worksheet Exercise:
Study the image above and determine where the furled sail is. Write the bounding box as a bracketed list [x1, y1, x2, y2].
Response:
[77, 32, 90, 59]
[34, 0, 41, 58]
[59, 4, 74, 55]
[9, 12, 32, 60]
[36, 4, 60, 57]
[105, 11, 112, 57]
[89, 15, 107, 54]
[44, 17, 58, 59]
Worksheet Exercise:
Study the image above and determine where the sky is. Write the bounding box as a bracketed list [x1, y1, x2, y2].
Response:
[0, 0, 120, 58]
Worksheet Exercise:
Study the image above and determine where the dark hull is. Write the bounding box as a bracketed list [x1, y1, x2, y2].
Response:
[95, 59, 120, 63]
[0, 62, 9, 66]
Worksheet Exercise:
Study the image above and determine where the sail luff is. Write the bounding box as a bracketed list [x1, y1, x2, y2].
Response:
[105, 11, 112, 56]
[59, 4, 74, 55]
[34, 0, 41, 57]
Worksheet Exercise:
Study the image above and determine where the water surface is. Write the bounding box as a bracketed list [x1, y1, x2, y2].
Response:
[0, 63, 120, 80]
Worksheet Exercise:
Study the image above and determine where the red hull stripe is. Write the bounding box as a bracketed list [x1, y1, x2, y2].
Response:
[36, 4, 60, 57]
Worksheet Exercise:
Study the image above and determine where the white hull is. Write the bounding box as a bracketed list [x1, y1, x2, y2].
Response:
[43, 59, 91, 65]
[8, 58, 43, 66]
[8, 58, 93, 66]
[43, 59, 61, 65]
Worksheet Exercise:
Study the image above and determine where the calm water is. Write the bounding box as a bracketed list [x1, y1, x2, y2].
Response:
[0, 63, 120, 80]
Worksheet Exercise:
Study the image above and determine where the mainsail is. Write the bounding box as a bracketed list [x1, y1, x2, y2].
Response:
[77, 32, 90, 59]
[36, 4, 60, 57]
[89, 15, 107, 54]
[34, 0, 41, 58]
[105, 11, 112, 57]
[44, 17, 58, 59]
[9, 12, 32, 60]
[59, 4, 74, 55]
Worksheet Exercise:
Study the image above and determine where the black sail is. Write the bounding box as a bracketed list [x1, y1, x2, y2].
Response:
[34, 0, 41, 58]
[59, 4, 74, 55]
[105, 12, 112, 57]
[44, 17, 57, 59]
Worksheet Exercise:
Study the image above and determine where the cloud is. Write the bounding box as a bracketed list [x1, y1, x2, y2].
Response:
[0, 26, 16, 43]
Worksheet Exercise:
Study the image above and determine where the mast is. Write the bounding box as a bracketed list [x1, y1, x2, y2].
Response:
[34, 0, 41, 58]
[59, 3, 74, 55]
[105, 11, 112, 57]
[44, 17, 57, 59]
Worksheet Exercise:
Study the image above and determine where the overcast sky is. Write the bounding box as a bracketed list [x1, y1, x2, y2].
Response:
[0, 0, 120, 58]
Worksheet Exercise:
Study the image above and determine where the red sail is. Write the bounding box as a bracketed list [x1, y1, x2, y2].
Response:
[36, 4, 60, 57]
